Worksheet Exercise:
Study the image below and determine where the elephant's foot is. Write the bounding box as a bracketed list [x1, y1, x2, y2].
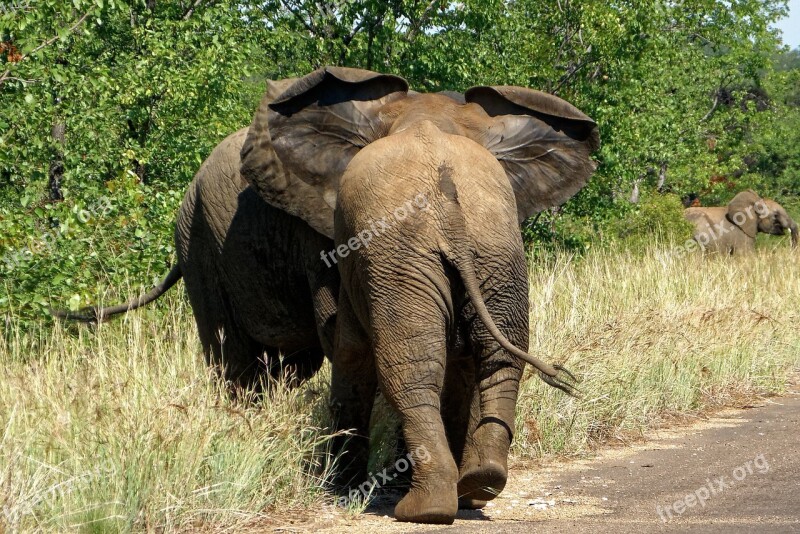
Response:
[394, 479, 458, 524]
[457, 457, 507, 502]
[458, 498, 487, 509]
[457, 420, 511, 502]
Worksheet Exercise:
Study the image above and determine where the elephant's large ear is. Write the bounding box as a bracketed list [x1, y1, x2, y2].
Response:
[264, 77, 300, 102]
[464, 86, 600, 223]
[726, 189, 761, 238]
[240, 67, 408, 238]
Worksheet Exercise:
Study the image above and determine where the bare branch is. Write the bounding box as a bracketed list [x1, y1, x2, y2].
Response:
[551, 52, 594, 95]
[701, 93, 720, 122]
[281, 0, 318, 35]
[183, 0, 206, 20]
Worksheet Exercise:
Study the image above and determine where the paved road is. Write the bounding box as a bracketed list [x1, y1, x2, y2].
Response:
[315, 386, 800, 533]
[430, 387, 800, 533]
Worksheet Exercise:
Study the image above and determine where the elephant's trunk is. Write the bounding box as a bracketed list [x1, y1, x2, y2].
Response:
[790, 221, 798, 249]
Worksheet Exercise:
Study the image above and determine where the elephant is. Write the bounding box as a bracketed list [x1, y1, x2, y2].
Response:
[54, 83, 471, 391]
[684, 189, 798, 254]
[240, 67, 599, 524]
[54, 77, 340, 391]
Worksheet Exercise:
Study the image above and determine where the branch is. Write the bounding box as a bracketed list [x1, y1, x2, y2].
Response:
[281, 0, 318, 35]
[0, 11, 90, 88]
[182, 0, 206, 20]
[551, 52, 593, 95]
[342, 14, 368, 46]
[700, 93, 720, 122]
[404, 0, 440, 44]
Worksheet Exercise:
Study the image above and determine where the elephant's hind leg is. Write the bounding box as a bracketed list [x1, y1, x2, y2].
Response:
[329, 290, 377, 489]
[456, 277, 526, 503]
[370, 300, 458, 524]
[441, 349, 486, 509]
[187, 281, 269, 394]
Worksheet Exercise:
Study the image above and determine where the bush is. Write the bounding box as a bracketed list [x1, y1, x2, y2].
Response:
[604, 192, 694, 247]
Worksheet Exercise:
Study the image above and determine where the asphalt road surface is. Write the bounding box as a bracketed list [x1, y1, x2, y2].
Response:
[429, 387, 800, 533]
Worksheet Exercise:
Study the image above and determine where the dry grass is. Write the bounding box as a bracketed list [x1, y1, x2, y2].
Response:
[1, 243, 798, 531]
[515, 244, 800, 456]
[0, 295, 336, 532]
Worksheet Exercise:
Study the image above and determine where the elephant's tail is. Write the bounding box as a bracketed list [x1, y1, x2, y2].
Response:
[443, 249, 579, 397]
[51, 265, 182, 323]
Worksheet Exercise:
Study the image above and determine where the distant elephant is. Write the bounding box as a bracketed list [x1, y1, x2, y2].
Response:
[684, 190, 797, 254]
[54, 78, 339, 390]
[241, 67, 599, 524]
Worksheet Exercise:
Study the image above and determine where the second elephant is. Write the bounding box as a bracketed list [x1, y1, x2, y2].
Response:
[685, 189, 797, 254]
[55, 79, 338, 391]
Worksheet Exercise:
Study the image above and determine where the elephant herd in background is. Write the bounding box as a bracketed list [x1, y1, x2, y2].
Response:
[55, 67, 795, 524]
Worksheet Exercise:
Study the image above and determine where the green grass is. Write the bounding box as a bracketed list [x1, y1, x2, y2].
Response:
[1, 243, 798, 531]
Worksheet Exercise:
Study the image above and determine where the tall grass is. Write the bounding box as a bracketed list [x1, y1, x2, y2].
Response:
[1, 243, 798, 531]
[0, 294, 335, 532]
[515, 243, 800, 456]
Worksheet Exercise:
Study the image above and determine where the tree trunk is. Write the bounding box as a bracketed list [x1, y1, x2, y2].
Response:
[657, 162, 667, 191]
[48, 122, 65, 202]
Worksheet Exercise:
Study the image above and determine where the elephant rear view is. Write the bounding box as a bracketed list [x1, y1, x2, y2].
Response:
[245, 67, 599, 524]
[685, 189, 798, 254]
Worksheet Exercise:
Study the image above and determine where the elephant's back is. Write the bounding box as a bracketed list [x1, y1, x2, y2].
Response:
[685, 206, 726, 232]
[176, 129, 249, 246]
[337, 121, 518, 244]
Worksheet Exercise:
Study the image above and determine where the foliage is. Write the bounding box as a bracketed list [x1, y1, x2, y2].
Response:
[1, 0, 260, 319]
[1, 0, 799, 320]
[604, 192, 695, 245]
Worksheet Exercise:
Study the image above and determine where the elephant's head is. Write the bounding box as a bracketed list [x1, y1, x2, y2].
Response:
[240, 66, 599, 239]
[727, 190, 797, 248]
[762, 199, 798, 248]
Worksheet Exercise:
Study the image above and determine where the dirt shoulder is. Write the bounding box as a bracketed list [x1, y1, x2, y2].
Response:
[272, 381, 800, 533]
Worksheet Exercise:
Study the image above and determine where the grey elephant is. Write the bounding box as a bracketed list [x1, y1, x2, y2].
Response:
[54, 80, 470, 390]
[684, 189, 797, 254]
[54, 78, 339, 390]
[240, 67, 598, 524]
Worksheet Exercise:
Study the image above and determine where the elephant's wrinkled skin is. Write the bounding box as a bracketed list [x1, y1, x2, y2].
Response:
[685, 189, 798, 254]
[242, 67, 599, 524]
[54, 81, 470, 389]
[175, 128, 337, 389]
[55, 80, 339, 390]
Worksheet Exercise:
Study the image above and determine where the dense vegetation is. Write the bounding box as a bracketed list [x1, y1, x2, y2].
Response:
[2, 3, 799, 530]
[1, 1, 799, 317]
